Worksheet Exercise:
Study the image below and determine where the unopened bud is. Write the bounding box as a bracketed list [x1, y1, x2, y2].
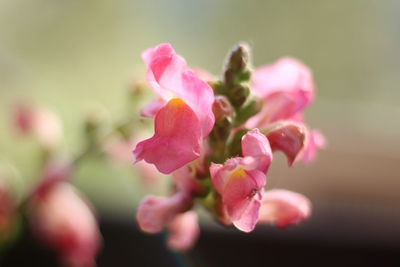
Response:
[212, 96, 233, 122]
[225, 43, 251, 74]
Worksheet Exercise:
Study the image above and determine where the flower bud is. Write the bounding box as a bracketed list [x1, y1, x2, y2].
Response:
[29, 182, 102, 267]
[212, 96, 233, 122]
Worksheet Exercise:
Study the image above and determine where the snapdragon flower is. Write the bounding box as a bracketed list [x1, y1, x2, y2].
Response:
[134, 43, 325, 251]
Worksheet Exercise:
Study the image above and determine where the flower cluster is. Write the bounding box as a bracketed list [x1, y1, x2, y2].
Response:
[134, 43, 325, 250]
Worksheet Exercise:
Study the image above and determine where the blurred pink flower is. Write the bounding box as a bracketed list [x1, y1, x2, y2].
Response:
[247, 58, 315, 128]
[29, 182, 101, 267]
[133, 43, 215, 174]
[136, 192, 192, 234]
[14, 103, 63, 150]
[210, 129, 272, 232]
[167, 211, 199, 252]
[259, 189, 311, 228]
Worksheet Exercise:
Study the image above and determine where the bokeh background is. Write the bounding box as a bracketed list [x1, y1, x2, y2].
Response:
[1, 0, 400, 266]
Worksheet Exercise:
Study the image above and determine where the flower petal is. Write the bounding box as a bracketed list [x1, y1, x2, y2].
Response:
[248, 58, 315, 127]
[133, 98, 201, 174]
[167, 211, 199, 251]
[136, 192, 191, 234]
[140, 98, 167, 117]
[264, 121, 306, 166]
[303, 130, 326, 163]
[241, 128, 273, 173]
[142, 43, 215, 137]
[259, 189, 311, 228]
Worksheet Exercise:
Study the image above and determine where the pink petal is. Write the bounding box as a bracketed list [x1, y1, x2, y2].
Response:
[231, 194, 262, 233]
[142, 43, 185, 100]
[241, 128, 273, 173]
[210, 159, 267, 233]
[265, 121, 307, 166]
[179, 70, 215, 137]
[303, 130, 326, 163]
[140, 98, 167, 117]
[167, 211, 199, 251]
[136, 192, 191, 234]
[248, 58, 315, 127]
[133, 98, 201, 174]
[259, 189, 311, 228]
[142, 43, 215, 137]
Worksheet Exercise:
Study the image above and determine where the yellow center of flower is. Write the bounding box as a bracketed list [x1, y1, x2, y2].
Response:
[231, 168, 246, 179]
[169, 98, 185, 108]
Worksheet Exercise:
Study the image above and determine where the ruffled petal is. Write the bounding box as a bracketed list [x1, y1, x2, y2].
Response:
[142, 43, 215, 137]
[133, 98, 201, 174]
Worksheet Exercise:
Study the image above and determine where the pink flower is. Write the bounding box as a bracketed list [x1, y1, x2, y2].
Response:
[136, 192, 192, 234]
[302, 130, 326, 163]
[210, 129, 272, 232]
[29, 182, 101, 267]
[247, 58, 315, 128]
[133, 98, 202, 174]
[264, 121, 307, 166]
[133, 43, 215, 174]
[167, 211, 199, 252]
[259, 189, 311, 228]
[14, 103, 63, 150]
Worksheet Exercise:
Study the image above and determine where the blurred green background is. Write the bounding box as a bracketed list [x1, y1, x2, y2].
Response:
[0, 0, 399, 221]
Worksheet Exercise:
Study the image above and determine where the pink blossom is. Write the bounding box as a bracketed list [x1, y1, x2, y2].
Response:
[167, 211, 199, 252]
[141, 43, 214, 136]
[136, 192, 192, 234]
[247, 58, 315, 128]
[210, 129, 272, 232]
[264, 121, 307, 166]
[133, 98, 202, 174]
[29, 182, 101, 267]
[302, 130, 326, 163]
[259, 189, 311, 228]
[133, 44, 215, 174]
